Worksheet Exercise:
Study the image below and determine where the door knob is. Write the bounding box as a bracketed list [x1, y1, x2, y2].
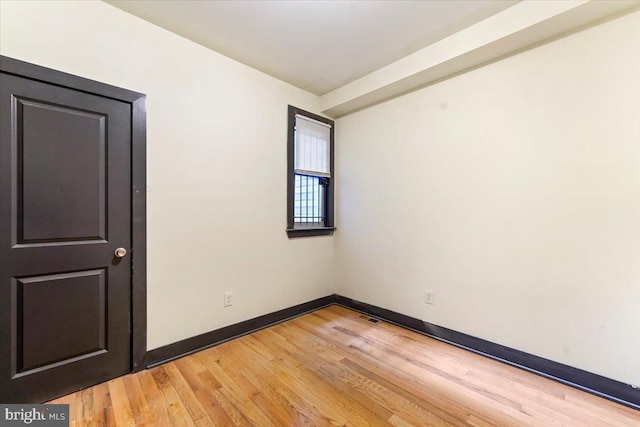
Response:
[114, 247, 127, 258]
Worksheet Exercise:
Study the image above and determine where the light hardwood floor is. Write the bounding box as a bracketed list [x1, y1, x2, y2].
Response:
[49, 305, 640, 426]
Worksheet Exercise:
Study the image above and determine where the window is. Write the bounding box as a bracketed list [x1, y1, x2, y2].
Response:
[287, 105, 335, 238]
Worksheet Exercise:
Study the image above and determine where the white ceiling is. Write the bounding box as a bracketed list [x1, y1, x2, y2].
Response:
[106, 0, 518, 95]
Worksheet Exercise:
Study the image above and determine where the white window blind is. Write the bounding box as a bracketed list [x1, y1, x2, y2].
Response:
[294, 114, 331, 178]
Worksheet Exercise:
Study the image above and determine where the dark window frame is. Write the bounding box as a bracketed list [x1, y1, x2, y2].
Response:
[287, 105, 335, 238]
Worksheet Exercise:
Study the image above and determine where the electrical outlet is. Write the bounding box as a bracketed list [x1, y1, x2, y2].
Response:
[425, 290, 434, 305]
[224, 291, 234, 307]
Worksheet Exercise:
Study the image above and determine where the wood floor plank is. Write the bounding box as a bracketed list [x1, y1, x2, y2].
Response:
[122, 374, 154, 426]
[136, 370, 172, 427]
[262, 336, 390, 426]
[150, 366, 197, 427]
[79, 387, 95, 427]
[193, 386, 235, 427]
[197, 367, 256, 426]
[324, 315, 548, 417]
[47, 306, 640, 426]
[162, 362, 209, 422]
[339, 357, 464, 426]
[274, 317, 461, 426]
[232, 337, 340, 426]
[230, 338, 349, 426]
[250, 326, 390, 426]
[269, 324, 397, 423]
[317, 307, 640, 426]
[294, 311, 553, 426]
[106, 378, 136, 427]
[91, 381, 113, 427]
[212, 342, 301, 425]
[196, 349, 277, 426]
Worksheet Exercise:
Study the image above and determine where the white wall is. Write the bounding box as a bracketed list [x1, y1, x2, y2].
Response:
[335, 11, 640, 386]
[0, 0, 335, 350]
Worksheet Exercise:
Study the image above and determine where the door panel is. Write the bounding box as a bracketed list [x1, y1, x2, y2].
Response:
[1, 71, 132, 403]
[16, 269, 106, 373]
[19, 98, 107, 242]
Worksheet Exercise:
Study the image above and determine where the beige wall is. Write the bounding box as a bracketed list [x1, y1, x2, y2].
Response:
[335, 11, 640, 386]
[0, 0, 335, 350]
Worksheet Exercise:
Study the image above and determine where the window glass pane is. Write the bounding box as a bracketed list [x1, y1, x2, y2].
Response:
[294, 174, 324, 224]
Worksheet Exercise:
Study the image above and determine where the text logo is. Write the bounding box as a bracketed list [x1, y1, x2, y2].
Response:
[0, 405, 68, 426]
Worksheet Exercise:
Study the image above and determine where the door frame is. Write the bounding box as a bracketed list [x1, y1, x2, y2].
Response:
[0, 55, 147, 373]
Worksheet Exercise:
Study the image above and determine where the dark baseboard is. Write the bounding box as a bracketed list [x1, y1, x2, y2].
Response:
[334, 294, 640, 411]
[144, 292, 639, 412]
[146, 295, 335, 368]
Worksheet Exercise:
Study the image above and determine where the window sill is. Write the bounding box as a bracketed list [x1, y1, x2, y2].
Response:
[286, 227, 336, 238]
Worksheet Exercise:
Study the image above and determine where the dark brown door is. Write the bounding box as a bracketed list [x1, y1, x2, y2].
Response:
[0, 70, 132, 403]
